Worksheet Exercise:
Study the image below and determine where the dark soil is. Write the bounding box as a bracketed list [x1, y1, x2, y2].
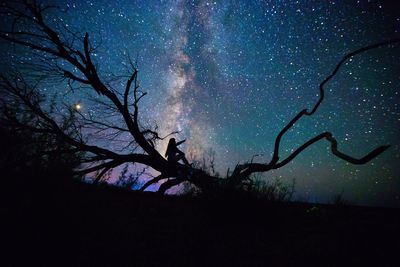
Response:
[4, 176, 400, 266]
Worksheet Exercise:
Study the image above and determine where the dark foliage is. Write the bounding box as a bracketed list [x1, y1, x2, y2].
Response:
[3, 177, 400, 266]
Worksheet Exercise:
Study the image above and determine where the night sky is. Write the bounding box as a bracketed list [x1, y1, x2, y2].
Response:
[2, 0, 400, 207]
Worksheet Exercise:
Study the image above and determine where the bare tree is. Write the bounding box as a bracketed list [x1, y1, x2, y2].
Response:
[0, 1, 398, 194]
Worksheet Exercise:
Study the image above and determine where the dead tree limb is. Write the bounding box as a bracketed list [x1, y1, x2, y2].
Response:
[228, 38, 399, 185]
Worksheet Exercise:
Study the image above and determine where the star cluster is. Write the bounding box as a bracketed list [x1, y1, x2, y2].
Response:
[2, 0, 400, 207]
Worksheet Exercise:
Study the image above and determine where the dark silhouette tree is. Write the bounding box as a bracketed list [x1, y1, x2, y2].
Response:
[0, 1, 398, 194]
[0, 92, 83, 188]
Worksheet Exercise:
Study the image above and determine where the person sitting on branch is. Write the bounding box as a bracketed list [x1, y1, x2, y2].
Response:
[165, 138, 190, 166]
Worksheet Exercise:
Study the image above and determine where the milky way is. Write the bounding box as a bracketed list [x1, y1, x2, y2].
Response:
[1, 0, 400, 207]
[157, 0, 217, 162]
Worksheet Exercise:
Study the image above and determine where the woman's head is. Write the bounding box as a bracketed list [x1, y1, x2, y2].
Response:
[165, 138, 176, 157]
[169, 138, 176, 145]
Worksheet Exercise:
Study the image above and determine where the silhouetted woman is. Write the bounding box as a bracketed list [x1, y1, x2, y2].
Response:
[165, 138, 190, 166]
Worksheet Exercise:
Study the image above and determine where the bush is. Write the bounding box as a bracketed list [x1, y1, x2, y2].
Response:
[243, 176, 295, 202]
